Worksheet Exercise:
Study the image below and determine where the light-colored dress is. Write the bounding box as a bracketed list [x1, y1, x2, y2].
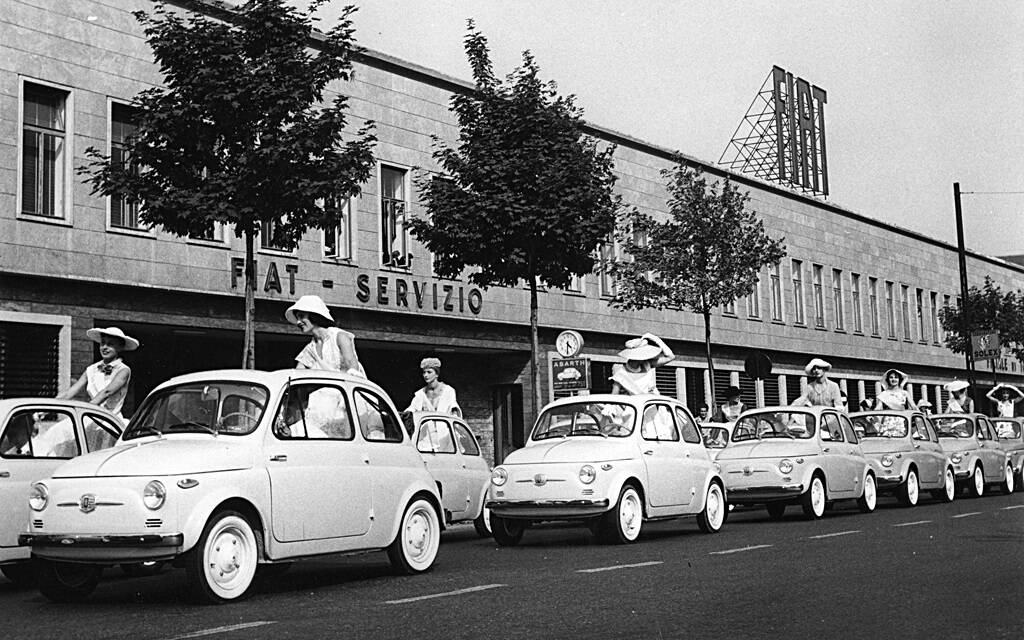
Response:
[610, 365, 659, 395]
[408, 383, 461, 415]
[86, 358, 130, 421]
[996, 399, 1015, 417]
[947, 396, 974, 413]
[800, 379, 843, 408]
[877, 388, 911, 411]
[295, 327, 365, 376]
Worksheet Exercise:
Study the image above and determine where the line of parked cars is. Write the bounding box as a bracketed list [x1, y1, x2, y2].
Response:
[4, 372, 1022, 606]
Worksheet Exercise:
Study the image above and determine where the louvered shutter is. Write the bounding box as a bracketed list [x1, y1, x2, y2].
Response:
[0, 322, 60, 398]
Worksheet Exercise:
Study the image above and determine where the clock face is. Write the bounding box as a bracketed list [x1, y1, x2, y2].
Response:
[556, 331, 582, 358]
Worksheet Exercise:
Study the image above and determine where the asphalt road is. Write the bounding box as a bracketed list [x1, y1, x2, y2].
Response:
[3, 491, 1023, 640]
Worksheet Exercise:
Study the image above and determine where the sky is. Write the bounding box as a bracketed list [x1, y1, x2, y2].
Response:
[318, 1, 1024, 257]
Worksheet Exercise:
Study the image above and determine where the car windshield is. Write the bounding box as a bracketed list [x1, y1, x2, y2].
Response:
[701, 426, 729, 448]
[732, 411, 816, 441]
[933, 417, 975, 438]
[124, 382, 269, 440]
[994, 420, 1022, 439]
[852, 415, 908, 438]
[532, 402, 636, 440]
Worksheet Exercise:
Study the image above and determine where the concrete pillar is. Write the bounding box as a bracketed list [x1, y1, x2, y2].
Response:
[676, 367, 686, 403]
[778, 374, 787, 406]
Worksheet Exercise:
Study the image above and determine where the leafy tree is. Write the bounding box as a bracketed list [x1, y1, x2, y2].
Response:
[611, 162, 786, 401]
[939, 276, 1024, 366]
[408, 24, 624, 419]
[79, 0, 376, 368]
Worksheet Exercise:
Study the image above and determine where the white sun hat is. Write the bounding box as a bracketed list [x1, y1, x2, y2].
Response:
[944, 380, 970, 393]
[86, 326, 139, 351]
[803, 358, 831, 375]
[285, 295, 334, 325]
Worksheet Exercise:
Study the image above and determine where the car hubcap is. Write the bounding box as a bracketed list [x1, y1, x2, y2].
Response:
[205, 520, 253, 595]
[864, 477, 876, 509]
[1007, 467, 1014, 492]
[404, 507, 434, 564]
[945, 471, 955, 500]
[974, 468, 984, 494]
[908, 472, 918, 504]
[620, 490, 641, 538]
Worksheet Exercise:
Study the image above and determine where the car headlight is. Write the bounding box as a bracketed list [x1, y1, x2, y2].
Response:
[579, 465, 597, 484]
[143, 480, 166, 510]
[491, 468, 508, 487]
[29, 483, 48, 512]
[778, 459, 793, 474]
[881, 455, 894, 468]
[951, 454, 962, 464]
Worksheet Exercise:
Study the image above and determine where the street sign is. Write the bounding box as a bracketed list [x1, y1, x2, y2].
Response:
[553, 357, 590, 392]
[744, 352, 773, 380]
[970, 331, 1001, 361]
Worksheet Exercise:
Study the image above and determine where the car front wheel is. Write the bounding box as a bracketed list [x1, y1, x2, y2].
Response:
[598, 484, 643, 544]
[186, 510, 259, 604]
[897, 468, 919, 507]
[1001, 464, 1015, 495]
[697, 482, 726, 533]
[968, 465, 985, 498]
[36, 559, 102, 603]
[388, 498, 441, 574]
[801, 475, 826, 519]
[490, 514, 525, 547]
[931, 467, 956, 503]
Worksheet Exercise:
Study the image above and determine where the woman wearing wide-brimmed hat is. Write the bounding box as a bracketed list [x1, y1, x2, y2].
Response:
[944, 380, 973, 413]
[286, 295, 364, 376]
[712, 385, 747, 423]
[876, 368, 917, 411]
[610, 333, 675, 395]
[406, 357, 461, 417]
[793, 358, 843, 408]
[57, 326, 139, 422]
[986, 383, 1023, 417]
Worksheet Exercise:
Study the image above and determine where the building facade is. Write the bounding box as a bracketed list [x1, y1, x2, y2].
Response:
[2, 0, 1023, 463]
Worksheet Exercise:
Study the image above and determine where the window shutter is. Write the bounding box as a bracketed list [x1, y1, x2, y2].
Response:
[0, 322, 60, 398]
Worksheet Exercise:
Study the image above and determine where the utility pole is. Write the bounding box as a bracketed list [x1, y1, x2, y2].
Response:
[953, 182, 976, 393]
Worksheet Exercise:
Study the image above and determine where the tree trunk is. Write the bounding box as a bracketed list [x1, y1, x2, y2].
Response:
[242, 227, 256, 369]
[529, 273, 540, 426]
[703, 309, 716, 405]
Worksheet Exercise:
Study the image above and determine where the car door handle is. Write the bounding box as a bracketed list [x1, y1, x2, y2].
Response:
[269, 455, 287, 462]
[643, 450, 654, 456]
[913, 444, 920, 449]
[0, 471, 9, 478]
[363, 456, 371, 464]
[822, 447, 831, 453]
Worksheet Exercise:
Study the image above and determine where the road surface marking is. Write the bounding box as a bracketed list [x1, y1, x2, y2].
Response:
[808, 530, 860, 539]
[577, 561, 663, 574]
[386, 584, 506, 604]
[1002, 505, 1024, 510]
[893, 520, 931, 527]
[161, 622, 276, 640]
[952, 512, 982, 518]
[710, 544, 773, 555]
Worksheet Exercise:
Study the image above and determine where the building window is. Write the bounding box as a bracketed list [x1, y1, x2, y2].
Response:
[260, 217, 292, 252]
[900, 284, 912, 340]
[868, 277, 879, 335]
[885, 281, 896, 338]
[812, 264, 825, 328]
[930, 292, 940, 344]
[380, 165, 410, 268]
[109, 102, 142, 230]
[850, 273, 863, 333]
[566, 274, 584, 293]
[598, 239, 618, 298]
[792, 259, 805, 324]
[746, 273, 761, 319]
[190, 222, 222, 242]
[323, 195, 355, 261]
[769, 262, 783, 322]
[916, 288, 926, 342]
[723, 300, 737, 316]
[832, 268, 844, 331]
[21, 82, 70, 219]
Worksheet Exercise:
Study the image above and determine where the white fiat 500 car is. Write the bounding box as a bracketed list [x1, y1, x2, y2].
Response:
[932, 413, 1014, 497]
[0, 399, 122, 585]
[20, 369, 443, 604]
[716, 406, 877, 519]
[403, 411, 491, 536]
[848, 410, 956, 506]
[486, 394, 726, 546]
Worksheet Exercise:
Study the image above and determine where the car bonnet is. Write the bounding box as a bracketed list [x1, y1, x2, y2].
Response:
[50, 437, 256, 478]
[503, 438, 633, 465]
[715, 439, 819, 461]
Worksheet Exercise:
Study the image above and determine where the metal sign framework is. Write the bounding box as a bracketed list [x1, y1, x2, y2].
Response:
[719, 66, 829, 197]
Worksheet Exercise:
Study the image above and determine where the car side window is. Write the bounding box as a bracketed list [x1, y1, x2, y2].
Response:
[0, 409, 79, 458]
[641, 404, 678, 441]
[674, 407, 702, 444]
[452, 421, 481, 456]
[417, 419, 455, 454]
[976, 419, 990, 441]
[821, 413, 844, 442]
[910, 417, 928, 441]
[839, 414, 859, 444]
[82, 414, 121, 452]
[273, 383, 354, 440]
[923, 418, 939, 442]
[353, 389, 403, 443]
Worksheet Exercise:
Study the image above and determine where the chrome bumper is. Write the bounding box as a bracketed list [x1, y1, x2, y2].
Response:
[486, 499, 610, 519]
[726, 484, 804, 503]
[19, 533, 184, 562]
